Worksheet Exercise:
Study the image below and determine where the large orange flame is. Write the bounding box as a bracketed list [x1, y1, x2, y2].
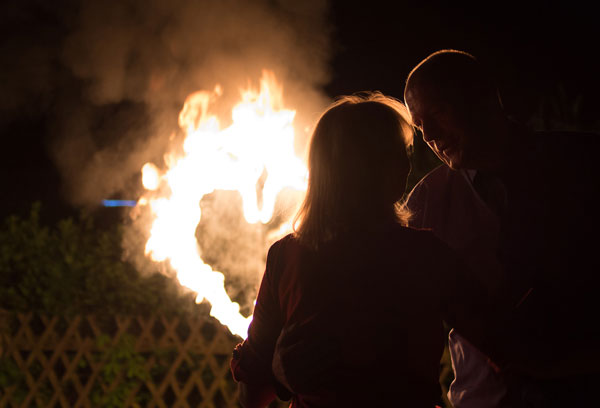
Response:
[138, 71, 307, 337]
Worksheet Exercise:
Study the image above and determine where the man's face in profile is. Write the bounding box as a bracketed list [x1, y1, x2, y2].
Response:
[405, 86, 478, 170]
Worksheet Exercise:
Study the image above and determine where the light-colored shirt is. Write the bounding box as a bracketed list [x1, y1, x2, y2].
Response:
[405, 164, 509, 408]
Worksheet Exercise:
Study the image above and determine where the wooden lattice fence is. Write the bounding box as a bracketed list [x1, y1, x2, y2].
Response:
[0, 312, 256, 407]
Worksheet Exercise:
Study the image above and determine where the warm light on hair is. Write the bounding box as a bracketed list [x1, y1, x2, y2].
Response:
[404, 49, 501, 114]
[293, 92, 413, 249]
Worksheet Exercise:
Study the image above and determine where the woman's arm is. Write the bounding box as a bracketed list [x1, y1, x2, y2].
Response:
[238, 382, 276, 408]
[230, 240, 287, 407]
[231, 341, 277, 408]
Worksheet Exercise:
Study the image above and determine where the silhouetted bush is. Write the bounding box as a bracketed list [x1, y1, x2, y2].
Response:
[0, 202, 199, 316]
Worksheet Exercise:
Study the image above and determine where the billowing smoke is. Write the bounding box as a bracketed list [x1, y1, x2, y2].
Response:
[2, 0, 330, 205]
[1, 0, 332, 316]
[57, 0, 331, 205]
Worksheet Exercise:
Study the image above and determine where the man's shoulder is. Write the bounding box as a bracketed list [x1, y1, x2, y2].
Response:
[404, 164, 476, 230]
[533, 129, 600, 171]
[419, 163, 453, 180]
[535, 129, 600, 138]
[533, 129, 600, 152]
[407, 164, 466, 201]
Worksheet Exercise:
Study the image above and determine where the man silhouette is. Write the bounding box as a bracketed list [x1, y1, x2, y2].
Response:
[404, 49, 600, 407]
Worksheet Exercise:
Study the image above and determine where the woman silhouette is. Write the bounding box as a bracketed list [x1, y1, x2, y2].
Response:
[230, 92, 505, 408]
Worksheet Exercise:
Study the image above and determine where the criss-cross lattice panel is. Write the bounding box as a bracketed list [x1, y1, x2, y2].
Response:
[0, 312, 262, 407]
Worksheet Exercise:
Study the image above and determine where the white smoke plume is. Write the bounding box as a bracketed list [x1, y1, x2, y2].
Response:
[55, 0, 331, 206]
[1, 0, 333, 315]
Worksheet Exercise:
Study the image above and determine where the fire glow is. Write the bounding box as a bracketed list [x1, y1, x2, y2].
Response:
[138, 71, 307, 337]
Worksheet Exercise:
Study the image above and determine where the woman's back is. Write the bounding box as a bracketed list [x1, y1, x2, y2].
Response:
[260, 223, 466, 407]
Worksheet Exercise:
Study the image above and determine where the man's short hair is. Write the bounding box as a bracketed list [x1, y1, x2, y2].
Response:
[405, 49, 500, 109]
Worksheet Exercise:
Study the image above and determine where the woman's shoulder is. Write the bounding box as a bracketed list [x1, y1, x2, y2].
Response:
[269, 233, 296, 250]
[266, 233, 303, 262]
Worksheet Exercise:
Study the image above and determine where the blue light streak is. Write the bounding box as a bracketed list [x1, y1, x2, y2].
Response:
[102, 200, 137, 207]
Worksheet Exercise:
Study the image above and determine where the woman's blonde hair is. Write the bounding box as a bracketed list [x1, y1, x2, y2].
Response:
[293, 92, 413, 249]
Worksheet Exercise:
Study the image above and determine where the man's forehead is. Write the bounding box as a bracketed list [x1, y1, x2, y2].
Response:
[405, 86, 445, 114]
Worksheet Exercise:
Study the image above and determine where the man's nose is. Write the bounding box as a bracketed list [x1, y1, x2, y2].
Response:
[421, 124, 435, 143]
[422, 130, 432, 143]
[421, 120, 445, 145]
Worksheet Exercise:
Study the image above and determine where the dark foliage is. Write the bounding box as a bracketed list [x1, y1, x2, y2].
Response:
[0, 202, 198, 316]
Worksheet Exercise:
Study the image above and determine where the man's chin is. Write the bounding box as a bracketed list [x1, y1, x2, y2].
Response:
[435, 152, 463, 170]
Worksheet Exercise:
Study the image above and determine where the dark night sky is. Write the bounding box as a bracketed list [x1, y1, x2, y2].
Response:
[326, 2, 599, 121]
[1, 1, 598, 223]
